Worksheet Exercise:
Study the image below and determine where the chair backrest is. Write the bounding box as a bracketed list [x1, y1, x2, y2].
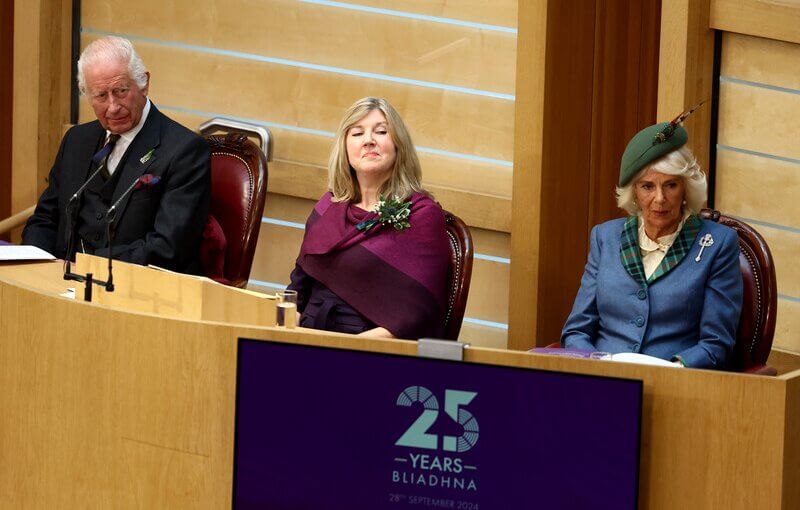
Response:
[204, 133, 268, 288]
[700, 209, 778, 373]
[443, 211, 474, 340]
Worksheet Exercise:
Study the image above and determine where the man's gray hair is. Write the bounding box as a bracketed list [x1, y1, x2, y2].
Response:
[615, 146, 708, 215]
[76, 36, 148, 94]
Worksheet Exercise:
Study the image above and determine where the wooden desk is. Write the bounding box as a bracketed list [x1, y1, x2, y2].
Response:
[0, 260, 798, 508]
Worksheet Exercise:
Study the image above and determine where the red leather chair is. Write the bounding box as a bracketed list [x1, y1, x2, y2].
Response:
[700, 209, 778, 375]
[201, 132, 268, 288]
[443, 211, 474, 340]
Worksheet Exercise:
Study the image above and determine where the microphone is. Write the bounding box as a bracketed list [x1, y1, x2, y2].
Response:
[105, 174, 161, 291]
[67, 137, 117, 209]
[63, 157, 113, 280]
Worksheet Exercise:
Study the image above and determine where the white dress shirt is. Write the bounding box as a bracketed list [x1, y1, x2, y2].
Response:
[105, 98, 151, 176]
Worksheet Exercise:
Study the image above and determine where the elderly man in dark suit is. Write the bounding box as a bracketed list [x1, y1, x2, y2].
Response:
[23, 36, 210, 274]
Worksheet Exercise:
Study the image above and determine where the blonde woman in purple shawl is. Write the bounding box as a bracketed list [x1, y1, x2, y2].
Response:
[287, 97, 450, 339]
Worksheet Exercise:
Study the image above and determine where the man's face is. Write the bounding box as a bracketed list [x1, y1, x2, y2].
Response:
[84, 59, 149, 134]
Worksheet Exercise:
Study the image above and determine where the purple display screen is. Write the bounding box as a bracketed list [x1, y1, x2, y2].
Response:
[233, 339, 642, 509]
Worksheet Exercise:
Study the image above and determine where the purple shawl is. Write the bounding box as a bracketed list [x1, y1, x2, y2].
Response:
[296, 192, 450, 339]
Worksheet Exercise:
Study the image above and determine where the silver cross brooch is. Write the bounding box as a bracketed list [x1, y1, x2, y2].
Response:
[695, 233, 714, 262]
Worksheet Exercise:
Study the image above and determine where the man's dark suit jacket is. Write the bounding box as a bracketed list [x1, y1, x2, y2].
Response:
[22, 104, 211, 273]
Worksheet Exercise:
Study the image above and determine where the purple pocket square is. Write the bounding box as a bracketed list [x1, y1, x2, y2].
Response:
[134, 174, 161, 190]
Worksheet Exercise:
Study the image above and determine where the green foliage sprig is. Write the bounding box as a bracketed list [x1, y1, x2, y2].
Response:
[356, 195, 411, 233]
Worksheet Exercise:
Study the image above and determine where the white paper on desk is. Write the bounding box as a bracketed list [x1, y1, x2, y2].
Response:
[0, 245, 56, 261]
[610, 352, 679, 367]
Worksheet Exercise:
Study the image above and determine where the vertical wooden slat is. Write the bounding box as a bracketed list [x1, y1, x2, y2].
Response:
[534, 1, 598, 347]
[510, 0, 662, 350]
[657, 0, 715, 172]
[10, 0, 72, 240]
[509, 0, 549, 350]
[588, 0, 661, 231]
[0, 0, 13, 240]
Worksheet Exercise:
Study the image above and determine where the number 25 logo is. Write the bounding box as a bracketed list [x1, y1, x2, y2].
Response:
[394, 386, 479, 453]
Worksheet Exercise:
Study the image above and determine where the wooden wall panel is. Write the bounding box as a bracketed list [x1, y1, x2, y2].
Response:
[715, 150, 800, 230]
[711, 0, 800, 45]
[151, 107, 512, 231]
[463, 258, 509, 324]
[345, 0, 518, 28]
[776, 299, 800, 352]
[79, 38, 515, 163]
[11, 0, 73, 230]
[263, 192, 317, 224]
[0, 0, 12, 238]
[164, 107, 512, 199]
[759, 227, 800, 303]
[533, 1, 596, 347]
[508, 0, 548, 351]
[78, 36, 514, 232]
[716, 31, 800, 354]
[721, 32, 800, 91]
[718, 82, 800, 162]
[588, 0, 661, 230]
[81, 0, 517, 94]
[250, 223, 305, 285]
[469, 227, 510, 259]
[81, 44, 512, 232]
[657, 0, 714, 173]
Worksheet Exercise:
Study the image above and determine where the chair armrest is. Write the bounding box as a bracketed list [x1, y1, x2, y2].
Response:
[744, 364, 778, 376]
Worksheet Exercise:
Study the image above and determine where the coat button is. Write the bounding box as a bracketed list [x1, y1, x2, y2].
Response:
[637, 289, 647, 300]
[96, 212, 103, 220]
[635, 316, 645, 327]
[94, 233, 101, 241]
[633, 343, 641, 352]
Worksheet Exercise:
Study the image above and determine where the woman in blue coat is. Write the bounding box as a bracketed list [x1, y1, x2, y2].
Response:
[560, 119, 743, 369]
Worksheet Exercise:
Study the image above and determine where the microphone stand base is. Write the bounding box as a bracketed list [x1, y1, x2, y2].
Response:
[63, 270, 113, 302]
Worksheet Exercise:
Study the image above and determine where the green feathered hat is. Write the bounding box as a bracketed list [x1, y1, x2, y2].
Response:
[618, 103, 703, 186]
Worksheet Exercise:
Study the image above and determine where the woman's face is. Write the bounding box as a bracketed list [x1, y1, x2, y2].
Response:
[634, 167, 686, 237]
[345, 109, 397, 181]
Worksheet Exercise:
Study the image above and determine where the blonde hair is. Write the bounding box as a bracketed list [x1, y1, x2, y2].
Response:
[615, 146, 707, 215]
[328, 97, 426, 202]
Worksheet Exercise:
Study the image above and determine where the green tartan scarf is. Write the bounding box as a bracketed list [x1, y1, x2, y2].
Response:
[619, 215, 701, 287]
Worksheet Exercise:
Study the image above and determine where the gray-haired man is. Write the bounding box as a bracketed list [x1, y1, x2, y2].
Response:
[23, 36, 210, 274]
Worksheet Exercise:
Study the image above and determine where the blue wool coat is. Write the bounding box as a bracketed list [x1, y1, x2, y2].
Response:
[561, 217, 743, 369]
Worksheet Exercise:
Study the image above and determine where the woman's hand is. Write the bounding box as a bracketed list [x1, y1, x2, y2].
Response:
[357, 327, 396, 339]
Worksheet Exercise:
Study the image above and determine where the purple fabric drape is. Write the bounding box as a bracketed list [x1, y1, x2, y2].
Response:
[295, 192, 450, 339]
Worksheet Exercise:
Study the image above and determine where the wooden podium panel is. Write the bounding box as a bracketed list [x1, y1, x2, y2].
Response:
[71, 253, 277, 326]
[0, 262, 798, 508]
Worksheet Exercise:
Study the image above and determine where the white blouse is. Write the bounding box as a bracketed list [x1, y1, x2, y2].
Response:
[638, 212, 691, 279]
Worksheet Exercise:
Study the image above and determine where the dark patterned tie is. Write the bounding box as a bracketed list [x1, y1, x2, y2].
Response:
[92, 133, 121, 181]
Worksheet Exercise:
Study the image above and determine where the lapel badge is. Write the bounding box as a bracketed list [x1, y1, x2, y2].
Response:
[139, 148, 155, 164]
[695, 233, 714, 262]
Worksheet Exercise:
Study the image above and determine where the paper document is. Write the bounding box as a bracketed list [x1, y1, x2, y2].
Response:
[0, 245, 56, 261]
[610, 352, 678, 367]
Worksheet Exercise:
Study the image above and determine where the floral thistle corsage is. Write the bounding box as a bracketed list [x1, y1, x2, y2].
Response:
[356, 195, 411, 233]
